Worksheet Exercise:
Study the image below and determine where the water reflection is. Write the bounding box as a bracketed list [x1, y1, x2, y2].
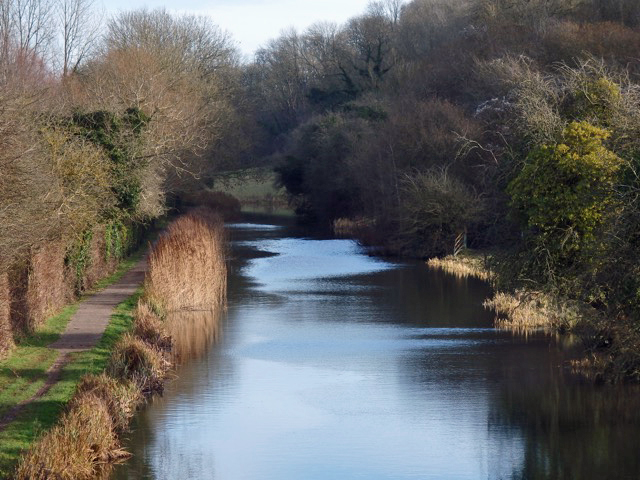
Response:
[114, 218, 640, 480]
[165, 309, 223, 362]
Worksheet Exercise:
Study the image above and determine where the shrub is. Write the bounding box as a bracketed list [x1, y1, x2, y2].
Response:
[107, 334, 169, 395]
[15, 394, 121, 480]
[507, 121, 623, 283]
[396, 169, 483, 257]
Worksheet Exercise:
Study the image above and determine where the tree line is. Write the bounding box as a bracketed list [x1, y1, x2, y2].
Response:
[246, 0, 640, 353]
[2, 0, 640, 373]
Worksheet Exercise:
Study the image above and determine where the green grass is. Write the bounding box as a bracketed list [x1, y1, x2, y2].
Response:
[212, 168, 288, 205]
[0, 306, 78, 420]
[0, 291, 140, 478]
[0, 248, 145, 419]
[0, 240, 148, 479]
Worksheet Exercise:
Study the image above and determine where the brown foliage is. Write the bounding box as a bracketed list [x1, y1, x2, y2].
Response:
[133, 301, 172, 352]
[144, 208, 227, 314]
[107, 334, 170, 395]
[26, 242, 73, 330]
[71, 374, 142, 433]
[0, 273, 13, 356]
[15, 393, 121, 480]
[541, 21, 640, 72]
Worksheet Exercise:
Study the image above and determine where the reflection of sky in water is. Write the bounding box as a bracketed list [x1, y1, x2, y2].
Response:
[241, 238, 396, 293]
[116, 226, 531, 480]
[227, 223, 283, 230]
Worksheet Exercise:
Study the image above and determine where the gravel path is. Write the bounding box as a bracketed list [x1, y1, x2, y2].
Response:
[0, 257, 147, 431]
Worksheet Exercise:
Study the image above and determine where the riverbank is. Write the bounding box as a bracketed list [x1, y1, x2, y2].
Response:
[426, 251, 637, 383]
[5, 208, 227, 478]
[0, 248, 150, 476]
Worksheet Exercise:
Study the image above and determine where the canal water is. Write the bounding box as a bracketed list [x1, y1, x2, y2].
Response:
[114, 216, 640, 480]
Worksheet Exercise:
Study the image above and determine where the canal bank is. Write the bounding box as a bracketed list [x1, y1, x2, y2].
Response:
[114, 215, 640, 480]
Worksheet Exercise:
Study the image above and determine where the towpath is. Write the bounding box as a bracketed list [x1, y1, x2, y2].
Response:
[0, 257, 147, 431]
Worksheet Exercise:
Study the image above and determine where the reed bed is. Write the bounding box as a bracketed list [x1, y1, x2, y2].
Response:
[15, 389, 126, 480]
[484, 290, 585, 332]
[132, 300, 172, 352]
[427, 254, 491, 281]
[107, 334, 170, 396]
[14, 209, 228, 477]
[144, 208, 227, 315]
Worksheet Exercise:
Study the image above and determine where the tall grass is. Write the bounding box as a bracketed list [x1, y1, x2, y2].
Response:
[13, 209, 228, 477]
[145, 208, 227, 315]
[427, 254, 491, 281]
[15, 387, 126, 480]
[484, 290, 586, 332]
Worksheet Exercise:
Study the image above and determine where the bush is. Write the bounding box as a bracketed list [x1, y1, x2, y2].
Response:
[507, 121, 623, 284]
[396, 169, 483, 257]
[15, 394, 121, 480]
[107, 334, 169, 395]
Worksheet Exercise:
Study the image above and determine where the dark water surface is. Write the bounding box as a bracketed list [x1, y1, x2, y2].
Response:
[114, 216, 640, 480]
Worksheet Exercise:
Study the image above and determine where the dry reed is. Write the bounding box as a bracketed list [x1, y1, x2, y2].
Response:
[133, 300, 172, 352]
[144, 208, 227, 314]
[427, 254, 491, 281]
[484, 290, 585, 332]
[107, 334, 170, 395]
[15, 393, 123, 480]
[71, 374, 142, 432]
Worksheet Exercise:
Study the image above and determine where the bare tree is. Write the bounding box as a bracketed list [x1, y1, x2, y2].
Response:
[13, 0, 54, 57]
[57, 0, 101, 76]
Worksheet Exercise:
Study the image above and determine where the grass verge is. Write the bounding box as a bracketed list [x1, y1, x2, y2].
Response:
[11, 208, 227, 478]
[0, 291, 139, 477]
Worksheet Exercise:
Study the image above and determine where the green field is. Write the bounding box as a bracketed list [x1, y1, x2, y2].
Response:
[212, 168, 290, 213]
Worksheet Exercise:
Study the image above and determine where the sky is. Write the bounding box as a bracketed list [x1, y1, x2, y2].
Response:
[104, 0, 373, 59]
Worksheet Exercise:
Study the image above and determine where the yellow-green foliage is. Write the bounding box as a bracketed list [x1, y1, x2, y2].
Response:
[508, 121, 622, 256]
[43, 128, 114, 230]
[571, 76, 622, 125]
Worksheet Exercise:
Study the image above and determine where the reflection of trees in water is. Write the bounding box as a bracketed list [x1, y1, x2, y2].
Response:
[112, 307, 226, 479]
[351, 263, 494, 328]
[489, 368, 640, 480]
[167, 308, 223, 362]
